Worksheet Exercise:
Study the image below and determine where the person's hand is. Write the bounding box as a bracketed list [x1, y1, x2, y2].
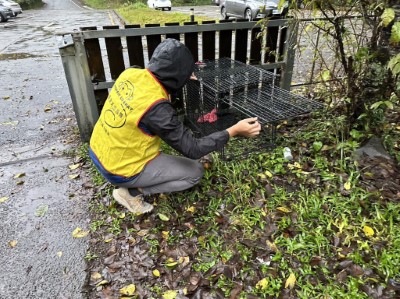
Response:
[190, 72, 197, 80]
[226, 117, 261, 138]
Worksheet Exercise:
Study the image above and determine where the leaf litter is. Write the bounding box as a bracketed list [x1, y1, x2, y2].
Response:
[84, 113, 400, 298]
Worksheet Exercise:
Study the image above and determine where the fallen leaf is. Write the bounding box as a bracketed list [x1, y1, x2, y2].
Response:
[35, 204, 48, 217]
[162, 290, 178, 299]
[277, 206, 291, 213]
[294, 162, 301, 169]
[137, 229, 149, 237]
[136, 229, 148, 236]
[198, 235, 205, 244]
[256, 277, 268, 290]
[162, 231, 169, 239]
[44, 104, 52, 112]
[69, 174, 80, 180]
[2, 96, 10, 100]
[0, 197, 9, 203]
[68, 163, 81, 170]
[96, 280, 109, 287]
[57, 251, 63, 258]
[104, 239, 114, 244]
[153, 269, 161, 277]
[257, 173, 266, 179]
[322, 145, 331, 151]
[265, 170, 273, 178]
[72, 227, 89, 238]
[266, 240, 279, 253]
[165, 258, 178, 269]
[344, 181, 351, 190]
[1, 121, 19, 126]
[159, 194, 168, 200]
[285, 273, 296, 289]
[14, 173, 26, 179]
[119, 284, 136, 296]
[8, 240, 18, 248]
[186, 206, 196, 213]
[178, 256, 190, 264]
[363, 225, 374, 237]
[16, 181, 24, 185]
[185, 222, 195, 230]
[158, 213, 170, 221]
[90, 272, 102, 281]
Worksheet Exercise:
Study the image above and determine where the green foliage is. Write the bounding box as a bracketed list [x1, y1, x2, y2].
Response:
[284, 0, 400, 138]
[388, 53, 400, 78]
[380, 8, 396, 27]
[390, 22, 400, 44]
[173, 0, 211, 6]
[126, 1, 147, 9]
[15, 0, 43, 9]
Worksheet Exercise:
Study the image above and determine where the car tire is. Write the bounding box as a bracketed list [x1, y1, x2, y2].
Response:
[167, 7, 171, 10]
[221, 6, 228, 20]
[245, 8, 253, 21]
[0, 14, 6, 22]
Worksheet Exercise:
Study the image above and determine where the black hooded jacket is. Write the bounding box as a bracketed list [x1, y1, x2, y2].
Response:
[140, 39, 229, 160]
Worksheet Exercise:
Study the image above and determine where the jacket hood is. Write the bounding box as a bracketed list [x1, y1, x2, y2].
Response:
[147, 38, 195, 93]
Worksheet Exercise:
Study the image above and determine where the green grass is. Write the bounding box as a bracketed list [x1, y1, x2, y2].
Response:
[82, 0, 212, 25]
[82, 0, 127, 9]
[77, 1, 400, 295]
[83, 0, 212, 9]
[84, 108, 400, 298]
[117, 3, 212, 25]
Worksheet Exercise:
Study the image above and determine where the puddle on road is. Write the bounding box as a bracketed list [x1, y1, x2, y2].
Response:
[0, 53, 43, 61]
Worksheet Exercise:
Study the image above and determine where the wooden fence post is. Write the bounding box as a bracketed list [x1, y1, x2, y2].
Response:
[59, 33, 99, 142]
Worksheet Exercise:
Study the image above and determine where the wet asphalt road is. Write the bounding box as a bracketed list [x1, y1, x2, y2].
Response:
[0, 2, 222, 297]
[0, 1, 116, 298]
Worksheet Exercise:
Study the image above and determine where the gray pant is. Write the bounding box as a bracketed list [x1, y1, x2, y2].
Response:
[117, 153, 204, 195]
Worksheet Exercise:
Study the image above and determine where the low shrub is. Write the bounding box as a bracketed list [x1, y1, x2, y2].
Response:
[15, 0, 44, 9]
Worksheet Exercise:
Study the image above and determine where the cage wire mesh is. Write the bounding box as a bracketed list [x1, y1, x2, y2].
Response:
[183, 57, 324, 159]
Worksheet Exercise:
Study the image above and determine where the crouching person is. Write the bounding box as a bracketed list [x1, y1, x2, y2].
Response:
[89, 38, 261, 214]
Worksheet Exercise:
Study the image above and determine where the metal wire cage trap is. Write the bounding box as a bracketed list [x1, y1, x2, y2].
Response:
[183, 58, 324, 158]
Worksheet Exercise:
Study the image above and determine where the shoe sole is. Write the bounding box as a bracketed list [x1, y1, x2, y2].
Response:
[112, 190, 153, 214]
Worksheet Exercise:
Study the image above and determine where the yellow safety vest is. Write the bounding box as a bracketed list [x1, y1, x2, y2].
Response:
[90, 68, 169, 178]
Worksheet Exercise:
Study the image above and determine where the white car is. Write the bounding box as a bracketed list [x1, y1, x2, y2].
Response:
[0, 0, 22, 17]
[147, 0, 171, 11]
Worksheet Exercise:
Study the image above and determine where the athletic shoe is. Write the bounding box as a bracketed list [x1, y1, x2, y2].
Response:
[112, 188, 153, 214]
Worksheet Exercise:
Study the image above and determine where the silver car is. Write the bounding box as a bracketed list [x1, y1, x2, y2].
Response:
[0, 0, 22, 17]
[220, 0, 287, 21]
[0, 3, 13, 22]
